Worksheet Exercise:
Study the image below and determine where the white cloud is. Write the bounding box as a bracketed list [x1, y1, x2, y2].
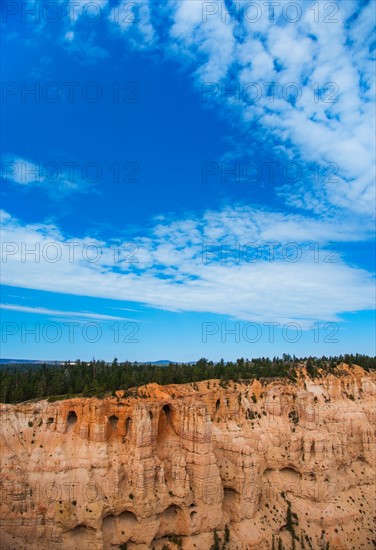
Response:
[170, 0, 235, 81]
[64, 31, 74, 42]
[52, 0, 375, 216]
[2, 155, 95, 196]
[147, 0, 375, 216]
[0, 304, 133, 322]
[109, 0, 156, 48]
[3, 2, 375, 328]
[1, 208, 374, 326]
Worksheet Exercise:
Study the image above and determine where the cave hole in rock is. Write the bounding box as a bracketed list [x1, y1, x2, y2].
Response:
[108, 415, 119, 432]
[190, 510, 198, 522]
[102, 515, 116, 545]
[66, 411, 77, 432]
[47, 417, 54, 425]
[223, 488, 239, 520]
[224, 487, 238, 497]
[65, 523, 97, 545]
[156, 405, 178, 485]
[149, 410, 153, 420]
[157, 405, 174, 437]
[163, 403, 171, 416]
[215, 399, 220, 412]
[117, 511, 137, 537]
[279, 467, 301, 483]
[70, 524, 92, 535]
[157, 504, 186, 538]
[102, 511, 137, 546]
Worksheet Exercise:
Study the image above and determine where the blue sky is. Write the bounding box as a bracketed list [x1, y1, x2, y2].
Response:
[1, 0, 375, 361]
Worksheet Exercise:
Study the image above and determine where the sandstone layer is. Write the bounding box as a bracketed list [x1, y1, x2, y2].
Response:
[0, 364, 375, 549]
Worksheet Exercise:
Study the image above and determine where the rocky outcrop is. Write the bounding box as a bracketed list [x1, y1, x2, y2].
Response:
[0, 365, 375, 549]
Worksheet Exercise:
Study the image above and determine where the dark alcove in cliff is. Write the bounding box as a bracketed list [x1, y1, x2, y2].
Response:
[156, 504, 186, 538]
[157, 404, 176, 442]
[156, 404, 179, 486]
[162, 403, 171, 418]
[63, 524, 96, 547]
[108, 415, 119, 432]
[66, 411, 77, 432]
[102, 511, 137, 547]
[223, 487, 240, 521]
[190, 510, 198, 527]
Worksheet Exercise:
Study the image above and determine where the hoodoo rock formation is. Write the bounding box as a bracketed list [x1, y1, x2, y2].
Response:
[0, 365, 375, 549]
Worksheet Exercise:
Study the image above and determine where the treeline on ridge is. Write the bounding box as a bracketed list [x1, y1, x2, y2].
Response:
[0, 353, 375, 404]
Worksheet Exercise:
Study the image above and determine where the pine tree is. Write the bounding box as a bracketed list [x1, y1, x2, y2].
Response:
[224, 524, 230, 544]
[211, 529, 221, 550]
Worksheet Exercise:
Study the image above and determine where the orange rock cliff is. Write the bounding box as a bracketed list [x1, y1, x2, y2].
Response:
[0, 364, 375, 549]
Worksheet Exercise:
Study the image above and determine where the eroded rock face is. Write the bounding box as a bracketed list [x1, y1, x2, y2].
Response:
[1, 365, 375, 549]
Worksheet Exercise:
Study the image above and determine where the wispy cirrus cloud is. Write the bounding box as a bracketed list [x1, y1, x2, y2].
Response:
[1, 208, 374, 326]
[0, 303, 133, 322]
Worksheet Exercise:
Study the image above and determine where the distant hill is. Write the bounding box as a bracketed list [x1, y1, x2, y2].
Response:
[0, 359, 193, 366]
[142, 360, 173, 365]
[0, 358, 63, 365]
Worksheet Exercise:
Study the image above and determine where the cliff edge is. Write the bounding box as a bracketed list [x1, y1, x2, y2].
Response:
[1, 364, 375, 549]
